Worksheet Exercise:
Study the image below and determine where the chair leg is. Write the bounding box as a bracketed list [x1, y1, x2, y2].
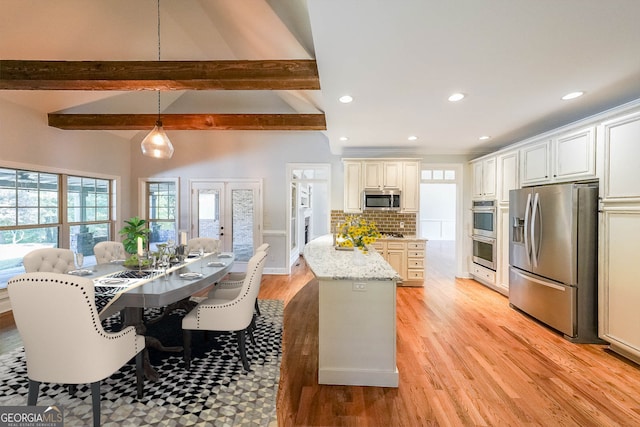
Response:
[255, 299, 261, 316]
[135, 350, 144, 399]
[27, 380, 40, 406]
[183, 329, 192, 370]
[90, 381, 101, 427]
[236, 330, 250, 371]
[68, 384, 77, 396]
[249, 316, 257, 346]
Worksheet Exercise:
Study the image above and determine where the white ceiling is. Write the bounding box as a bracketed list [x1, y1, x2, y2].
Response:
[1, 0, 639, 157]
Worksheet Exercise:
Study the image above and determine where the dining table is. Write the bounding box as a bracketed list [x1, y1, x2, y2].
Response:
[71, 251, 235, 381]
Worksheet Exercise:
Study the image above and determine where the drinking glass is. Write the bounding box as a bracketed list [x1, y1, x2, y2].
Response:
[199, 248, 205, 269]
[75, 252, 84, 270]
[162, 254, 169, 279]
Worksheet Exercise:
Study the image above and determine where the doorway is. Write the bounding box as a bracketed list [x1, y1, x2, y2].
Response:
[286, 164, 331, 271]
[190, 180, 262, 268]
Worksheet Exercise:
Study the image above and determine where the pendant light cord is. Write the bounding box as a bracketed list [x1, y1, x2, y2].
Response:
[157, 0, 161, 121]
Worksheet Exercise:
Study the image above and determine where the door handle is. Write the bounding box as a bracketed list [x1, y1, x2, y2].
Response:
[531, 192, 539, 268]
[524, 193, 532, 264]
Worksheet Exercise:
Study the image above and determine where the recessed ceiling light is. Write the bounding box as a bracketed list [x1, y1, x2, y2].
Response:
[562, 91, 584, 100]
[408, 136, 418, 141]
[339, 95, 353, 103]
[448, 93, 465, 102]
[339, 136, 349, 141]
[479, 135, 491, 140]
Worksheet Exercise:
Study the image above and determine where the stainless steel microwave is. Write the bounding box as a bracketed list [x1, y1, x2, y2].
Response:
[363, 189, 401, 211]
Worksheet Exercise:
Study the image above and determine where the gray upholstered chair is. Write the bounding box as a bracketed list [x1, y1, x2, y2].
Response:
[93, 240, 126, 264]
[22, 247, 75, 273]
[7, 272, 145, 427]
[208, 243, 269, 315]
[186, 237, 220, 254]
[182, 250, 267, 371]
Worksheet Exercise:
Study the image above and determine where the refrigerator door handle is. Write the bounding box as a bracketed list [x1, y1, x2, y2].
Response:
[531, 192, 540, 268]
[512, 269, 566, 291]
[524, 193, 532, 265]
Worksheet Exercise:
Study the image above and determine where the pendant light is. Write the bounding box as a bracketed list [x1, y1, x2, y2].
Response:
[141, 0, 174, 159]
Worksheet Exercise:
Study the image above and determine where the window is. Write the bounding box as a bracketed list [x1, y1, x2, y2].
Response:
[0, 167, 116, 289]
[146, 181, 177, 252]
[67, 176, 113, 258]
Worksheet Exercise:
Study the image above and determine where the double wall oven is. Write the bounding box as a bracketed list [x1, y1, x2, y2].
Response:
[471, 200, 496, 270]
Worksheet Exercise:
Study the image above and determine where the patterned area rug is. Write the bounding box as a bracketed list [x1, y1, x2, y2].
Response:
[0, 299, 283, 426]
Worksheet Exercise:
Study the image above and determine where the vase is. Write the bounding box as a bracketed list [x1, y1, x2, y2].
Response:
[352, 247, 366, 266]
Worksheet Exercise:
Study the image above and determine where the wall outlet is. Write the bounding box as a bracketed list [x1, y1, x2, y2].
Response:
[399, 222, 404, 228]
[353, 282, 367, 291]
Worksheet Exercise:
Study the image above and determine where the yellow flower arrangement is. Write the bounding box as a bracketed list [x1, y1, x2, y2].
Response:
[336, 215, 381, 252]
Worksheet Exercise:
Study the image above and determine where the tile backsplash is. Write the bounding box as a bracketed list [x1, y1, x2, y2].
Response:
[331, 210, 417, 236]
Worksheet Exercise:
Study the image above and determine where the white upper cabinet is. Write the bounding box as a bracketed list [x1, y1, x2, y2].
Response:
[471, 157, 496, 199]
[520, 139, 551, 186]
[497, 151, 519, 204]
[363, 161, 401, 189]
[401, 161, 420, 213]
[520, 126, 596, 187]
[602, 111, 640, 200]
[343, 161, 362, 213]
[554, 126, 596, 182]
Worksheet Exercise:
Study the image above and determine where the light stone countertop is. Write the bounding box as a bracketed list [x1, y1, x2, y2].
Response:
[303, 235, 400, 281]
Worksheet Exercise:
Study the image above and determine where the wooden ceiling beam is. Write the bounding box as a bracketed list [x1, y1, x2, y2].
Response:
[0, 60, 320, 90]
[48, 113, 326, 131]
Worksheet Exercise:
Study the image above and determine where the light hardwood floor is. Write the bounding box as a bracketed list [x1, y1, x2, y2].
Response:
[3, 243, 640, 426]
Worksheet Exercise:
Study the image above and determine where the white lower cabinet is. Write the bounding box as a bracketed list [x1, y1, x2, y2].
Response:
[470, 263, 496, 286]
[599, 208, 640, 364]
[371, 239, 426, 286]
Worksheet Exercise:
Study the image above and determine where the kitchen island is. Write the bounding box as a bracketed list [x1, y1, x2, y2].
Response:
[303, 235, 400, 387]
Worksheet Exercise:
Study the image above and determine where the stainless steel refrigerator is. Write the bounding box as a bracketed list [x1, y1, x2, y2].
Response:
[509, 182, 602, 343]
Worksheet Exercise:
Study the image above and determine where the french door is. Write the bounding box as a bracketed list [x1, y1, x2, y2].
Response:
[190, 180, 261, 265]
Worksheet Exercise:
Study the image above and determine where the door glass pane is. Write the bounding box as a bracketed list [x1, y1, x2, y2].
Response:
[197, 189, 221, 239]
[231, 189, 254, 262]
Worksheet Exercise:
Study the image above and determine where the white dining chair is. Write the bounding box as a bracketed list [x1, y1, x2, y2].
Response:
[93, 240, 126, 264]
[182, 250, 267, 371]
[22, 247, 75, 273]
[186, 237, 220, 254]
[7, 272, 145, 427]
[207, 243, 269, 315]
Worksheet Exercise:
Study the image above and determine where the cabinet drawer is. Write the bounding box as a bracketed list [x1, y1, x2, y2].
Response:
[407, 269, 424, 280]
[407, 242, 425, 250]
[408, 250, 424, 258]
[407, 258, 424, 269]
[471, 264, 495, 283]
[370, 242, 385, 251]
[387, 241, 406, 250]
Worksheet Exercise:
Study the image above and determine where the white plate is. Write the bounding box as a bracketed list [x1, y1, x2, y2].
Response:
[179, 272, 203, 279]
[99, 278, 128, 285]
[208, 261, 226, 267]
[218, 253, 232, 258]
[68, 269, 92, 276]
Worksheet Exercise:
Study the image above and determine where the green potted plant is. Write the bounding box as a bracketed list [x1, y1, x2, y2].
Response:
[119, 216, 150, 255]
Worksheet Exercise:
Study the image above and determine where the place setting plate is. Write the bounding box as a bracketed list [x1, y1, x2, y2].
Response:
[217, 253, 233, 258]
[179, 272, 204, 280]
[68, 269, 93, 276]
[207, 261, 226, 267]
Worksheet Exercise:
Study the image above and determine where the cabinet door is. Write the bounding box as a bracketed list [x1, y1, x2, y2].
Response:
[472, 161, 484, 198]
[554, 126, 596, 181]
[343, 161, 362, 213]
[600, 209, 640, 361]
[521, 140, 551, 186]
[602, 112, 640, 200]
[363, 162, 383, 189]
[497, 152, 519, 204]
[383, 162, 401, 188]
[401, 161, 420, 212]
[386, 249, 406, 280]
[482, 158, 496, 198]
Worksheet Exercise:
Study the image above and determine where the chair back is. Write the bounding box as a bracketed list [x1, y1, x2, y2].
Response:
[7, 272, 144, 384]
[23, 248, 75, 273]
[197, 250, 267, 330]
[187, 237, 220, 254]
[256, 243, 270, 253]
[93, 241, 126, 264]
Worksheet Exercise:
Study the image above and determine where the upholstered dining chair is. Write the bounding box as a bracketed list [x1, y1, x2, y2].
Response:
[182, 250, 267, 371]
[186, 237, 220, 254]
[207, 243, 269, 315]
[7, 272, 145, 427]
[22, 247, 75, 273]
[93, 240, 126, 264]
